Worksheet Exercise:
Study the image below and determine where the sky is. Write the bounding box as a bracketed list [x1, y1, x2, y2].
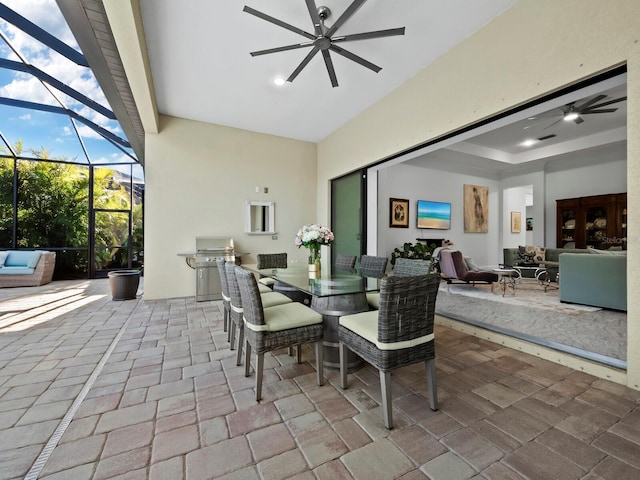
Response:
[0, 0, 141, 177]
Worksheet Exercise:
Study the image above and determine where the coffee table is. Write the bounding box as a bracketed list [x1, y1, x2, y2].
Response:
[492, 268, 519, 296]
[513, 265, 558, 292]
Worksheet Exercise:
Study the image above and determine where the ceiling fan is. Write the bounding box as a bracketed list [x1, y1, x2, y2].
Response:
[243, 0, 405, 87]
[525, 94, 627, 130]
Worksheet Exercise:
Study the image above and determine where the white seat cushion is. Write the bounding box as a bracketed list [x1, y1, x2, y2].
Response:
[261, 291, 292, 308]
[258, 283, 272, 293]
[259, 277, 275, 286]
[244, 302, 322, 332]
[339, 311, 434, 351]
[366, 292, 380, 309]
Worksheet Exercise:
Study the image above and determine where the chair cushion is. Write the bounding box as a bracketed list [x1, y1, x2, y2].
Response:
[462, 271, 498, 283]
[5, 250, 41, 267]
[261, 291, 293, 308]
[366, 292, 380, 309]
[258, 283, 272, 293]
[0, 266, 36, 275]
[259, 277, 275, 286]
[339, 311, 434, 350]
[244, 302, 322, 332]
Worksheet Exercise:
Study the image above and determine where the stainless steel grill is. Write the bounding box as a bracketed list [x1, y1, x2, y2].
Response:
[194, 237, 235, 301]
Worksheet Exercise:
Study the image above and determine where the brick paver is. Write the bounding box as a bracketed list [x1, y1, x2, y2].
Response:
[1, 279, 640, 479]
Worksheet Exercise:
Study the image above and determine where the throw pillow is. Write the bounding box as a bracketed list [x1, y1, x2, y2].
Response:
[517, 246, 535, 264]
[0, 251, 6, 267]
[464, 256, 480, 271]
[524, 245, 545, 263]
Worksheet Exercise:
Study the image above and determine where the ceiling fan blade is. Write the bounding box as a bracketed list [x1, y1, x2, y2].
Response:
[287, 46, 320, 82]
[580, 108, 618, 114]
[333, 27, 406, 43]
[304, 0, 323, 35]
[330, 44, 381, 72]
[322, 50, 338, 87]
[325, 0, 367, 37]
[575, 94, 606, 112]
[523, 116, 560, 130]
[243, 6, 315, 40]
[543, 118, 563, 130]
[585, 97, 627, 110]
[573, 116, 585, 124]
[250, 42, 313, 57]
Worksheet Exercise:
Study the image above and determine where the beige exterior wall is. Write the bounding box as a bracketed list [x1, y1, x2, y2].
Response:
[317, 0, 640, 388]
[144, 115, 316, 300]
[112, 0, 639, 388]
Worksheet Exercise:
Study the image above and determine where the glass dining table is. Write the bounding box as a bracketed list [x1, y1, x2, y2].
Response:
[242, 264, 381, 371]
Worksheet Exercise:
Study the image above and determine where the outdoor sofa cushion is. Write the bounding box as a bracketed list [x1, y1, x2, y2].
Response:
[4, 250, 42, 268]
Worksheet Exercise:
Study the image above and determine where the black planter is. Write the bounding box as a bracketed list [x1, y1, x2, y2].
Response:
[108, 270, 141, 301]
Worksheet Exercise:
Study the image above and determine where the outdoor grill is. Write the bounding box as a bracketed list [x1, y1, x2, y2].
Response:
[192, 237, 236, 302]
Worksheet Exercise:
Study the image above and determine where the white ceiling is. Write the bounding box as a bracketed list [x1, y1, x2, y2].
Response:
[137, 0, 626, 170]
[139, 0, 519, 143]
[403, 75, 627, 174]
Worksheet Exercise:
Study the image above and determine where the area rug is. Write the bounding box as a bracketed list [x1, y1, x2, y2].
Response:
[435, 280, 627, 368]
[440, 281, 600, 315]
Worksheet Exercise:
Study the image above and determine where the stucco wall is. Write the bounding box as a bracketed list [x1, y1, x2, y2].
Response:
[144, 115, 316, 300]
[317, 0, 640, 387]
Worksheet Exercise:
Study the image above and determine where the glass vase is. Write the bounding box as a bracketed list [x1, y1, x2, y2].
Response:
[308, 245, 321, 272]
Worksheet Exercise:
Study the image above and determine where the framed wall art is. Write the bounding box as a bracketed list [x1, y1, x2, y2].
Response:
[463, 184, 488, 233]
[511, 211, 522, 233]
[389, 198, 409, 228]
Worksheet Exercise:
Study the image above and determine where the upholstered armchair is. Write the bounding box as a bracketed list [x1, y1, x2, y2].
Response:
[438, 250, 498, 291]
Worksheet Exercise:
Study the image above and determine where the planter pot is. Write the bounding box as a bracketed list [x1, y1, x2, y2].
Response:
[108, 270, 141, 301]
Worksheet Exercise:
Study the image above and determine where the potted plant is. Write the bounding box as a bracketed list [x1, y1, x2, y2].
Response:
[390, 241, 435, 266]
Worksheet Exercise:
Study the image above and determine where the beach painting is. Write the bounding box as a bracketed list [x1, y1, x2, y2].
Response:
[417, 200, 451, 229]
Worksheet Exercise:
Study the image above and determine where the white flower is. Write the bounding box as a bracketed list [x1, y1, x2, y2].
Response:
[295, 223, 335, 249]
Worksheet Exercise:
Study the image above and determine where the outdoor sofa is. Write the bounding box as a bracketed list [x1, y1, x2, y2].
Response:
[0, 250, 56, 287]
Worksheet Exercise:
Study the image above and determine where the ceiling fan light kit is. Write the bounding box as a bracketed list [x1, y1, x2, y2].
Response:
[243, 0, 405, 87]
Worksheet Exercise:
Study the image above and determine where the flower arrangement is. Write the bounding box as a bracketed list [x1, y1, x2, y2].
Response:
[295, 224, 334, 267]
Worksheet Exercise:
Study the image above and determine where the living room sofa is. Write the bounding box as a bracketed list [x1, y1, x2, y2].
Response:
[559, 252, 627, 311]
[0, 250, 56, 287]
[503, 246, 588, 281]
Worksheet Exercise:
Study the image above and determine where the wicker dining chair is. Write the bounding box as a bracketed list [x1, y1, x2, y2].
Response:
[392, 257, 432, 276]
[338, 274, 440, 429]
[335, 254, 357, 271]
[360, 255, 389, 309]
[359, 255, 388, 278]
[256, 252, 288, 288]
[225, 262, 291, 363]
[235, 266, 324, 401]
[216, 258, 231, 340]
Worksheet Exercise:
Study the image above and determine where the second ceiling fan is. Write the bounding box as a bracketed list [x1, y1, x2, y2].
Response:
[525, 94, 627, 130]
[243, 0, 405, 87]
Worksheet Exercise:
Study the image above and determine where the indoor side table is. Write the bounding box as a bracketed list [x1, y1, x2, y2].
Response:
[492, 268, 519, 296]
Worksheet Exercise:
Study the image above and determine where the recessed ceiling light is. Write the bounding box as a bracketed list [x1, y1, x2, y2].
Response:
[273, 77, 286, 86]
[521, 139, 537, 147]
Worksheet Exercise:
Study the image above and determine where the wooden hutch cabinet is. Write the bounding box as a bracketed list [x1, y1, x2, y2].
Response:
[556, 193, 627, 249]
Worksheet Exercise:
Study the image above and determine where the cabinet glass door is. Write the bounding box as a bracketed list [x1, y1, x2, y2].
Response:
[585, 205, 607, 249]
[560, 207, 577, 248]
